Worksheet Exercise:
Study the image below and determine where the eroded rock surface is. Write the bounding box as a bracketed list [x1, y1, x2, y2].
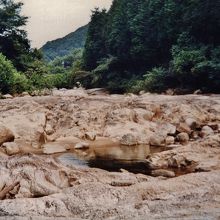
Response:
[0, 90, 220, 219]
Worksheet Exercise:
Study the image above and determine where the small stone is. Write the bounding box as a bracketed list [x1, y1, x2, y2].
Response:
[21, 92, 30, 97]
[2, 94, 13, 99]
[2, 142, 20, 155]
[200, 126, 214, 137]
[75, 142, 90, 149]
[177, 132, 189, 143]
[139, 90, 145, 95]
[45, 124, 54, 135]
[185, 118, 197, 130]
[0, 125, 14, 145]
[177, 123, 191, 134]
[149, 135, 165, 146]
[151, 169, 175, 178]
[85, 132, 96, 141]
[165, 136, 175, 145]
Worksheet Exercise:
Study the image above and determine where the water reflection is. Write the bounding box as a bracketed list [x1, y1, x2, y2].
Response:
[58, 144, 165, 174]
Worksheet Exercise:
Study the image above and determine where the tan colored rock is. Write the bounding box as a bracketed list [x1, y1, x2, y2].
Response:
[151, 169, 175, 178]
[2, 94, 13, 99]
[200, 126, 214, 137]
[177, 132, 189, 143]
[149, 135, 165, 146]
[0, 125, 14, 145]
[185, 118, 197, 130]
[177, 123, 191, 134]
[75, 142, 90, 149]
[45, 124, 54, 135]
[165, 136, 175, 145]
[2, 142, 20, 155]
[85, 131, 96, 141]
[43, 143, 68, 154]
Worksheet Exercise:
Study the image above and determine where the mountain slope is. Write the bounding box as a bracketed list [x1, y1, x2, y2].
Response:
[41, 24, 88, 61]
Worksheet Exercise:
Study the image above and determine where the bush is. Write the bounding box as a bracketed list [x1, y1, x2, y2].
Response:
[143, 67, 169, 92]
[0, 53, 17, 94]
[12, 72, 29, 93]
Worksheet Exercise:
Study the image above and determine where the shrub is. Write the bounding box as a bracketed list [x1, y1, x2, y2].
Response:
[143, 67, 169, 92]
[0, 53, 17, 94]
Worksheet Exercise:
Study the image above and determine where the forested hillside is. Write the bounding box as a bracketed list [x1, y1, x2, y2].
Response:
[41, 25, 88, 61]
[82, 0, 220, 93]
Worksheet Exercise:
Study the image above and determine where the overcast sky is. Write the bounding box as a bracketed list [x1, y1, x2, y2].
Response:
[19, 0, 112, 48]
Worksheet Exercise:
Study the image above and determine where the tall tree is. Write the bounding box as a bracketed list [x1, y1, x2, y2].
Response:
[0, 0, 35, 71]
[83, 8, 108, 70]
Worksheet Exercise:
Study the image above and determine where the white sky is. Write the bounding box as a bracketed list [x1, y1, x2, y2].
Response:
[19, 0, 112, 48]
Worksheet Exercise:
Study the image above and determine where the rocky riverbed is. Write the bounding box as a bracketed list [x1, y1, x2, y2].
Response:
[0, 89, 220, 219]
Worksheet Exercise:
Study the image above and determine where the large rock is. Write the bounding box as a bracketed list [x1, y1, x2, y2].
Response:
[177, 132, 189, 144]
[2, 142, 20, 155]
[0, 125, 14, 145]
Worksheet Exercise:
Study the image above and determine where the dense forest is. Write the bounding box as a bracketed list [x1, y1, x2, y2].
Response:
[82, 0, 220, 93]
[0, 0, 220, 95]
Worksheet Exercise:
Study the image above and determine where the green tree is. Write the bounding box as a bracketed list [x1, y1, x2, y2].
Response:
[0, 0, 39, 71]
[83, 8, 108, 70]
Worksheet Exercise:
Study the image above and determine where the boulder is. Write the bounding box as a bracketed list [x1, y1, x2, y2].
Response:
[120, 134, 137, 146]
[0, 126, 14, 145]
[75, 142, 90, 149]
[177, 132, 189, 143]
[151, 169, 175, 178]
[85, 132, 96, 141]
[165, 136, 175, 145]
[200, 126, 214, 137]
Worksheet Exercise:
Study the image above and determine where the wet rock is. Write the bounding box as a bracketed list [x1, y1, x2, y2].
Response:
[177, 132, 189, 143]
[75, 142, 90, 149]
[43, 143, 67, 154]
[85, 131, 96, 141]
[200, 126, 214, 137]
[0, 125, 14, 145]
[120, 134, 137, 146]
[151, 169, 175, 178]
[2, 142, 20, 155]
[165, 136, 175, 145]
